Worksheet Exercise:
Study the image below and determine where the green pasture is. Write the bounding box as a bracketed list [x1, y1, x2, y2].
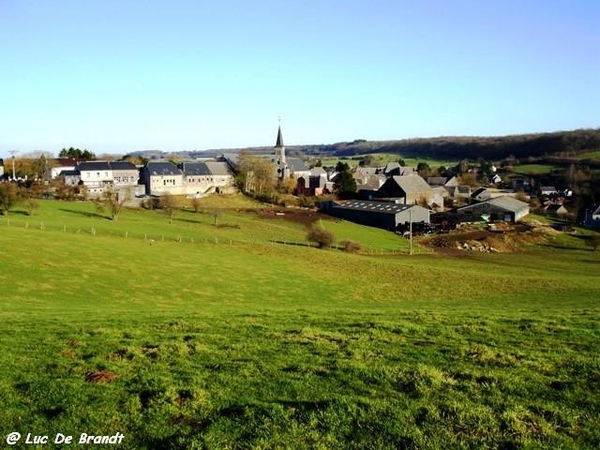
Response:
[0, 197, 599, 449]
[574, 150, 600, 160]
[319, 153, 457, 169]
[511, 164, 556, 175]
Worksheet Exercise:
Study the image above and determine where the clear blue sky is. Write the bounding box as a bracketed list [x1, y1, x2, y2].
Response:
[1, 0, 598, 158]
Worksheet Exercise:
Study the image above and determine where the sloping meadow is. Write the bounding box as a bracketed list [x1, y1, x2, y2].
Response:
[0, 199, 599, 449]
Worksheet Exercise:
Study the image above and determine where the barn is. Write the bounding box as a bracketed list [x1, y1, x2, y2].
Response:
[321, 200, 430, 232]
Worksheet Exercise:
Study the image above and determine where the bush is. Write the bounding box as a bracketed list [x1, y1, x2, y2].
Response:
[298, 195, 316, 208]
[340, 239, 362, 253]
[307, 225, 335, 249]
[276, 194, 298, 207]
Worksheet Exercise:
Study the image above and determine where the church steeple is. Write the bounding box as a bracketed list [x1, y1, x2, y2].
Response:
[275, 125, 284, 148]
[274, 122, 288, 180]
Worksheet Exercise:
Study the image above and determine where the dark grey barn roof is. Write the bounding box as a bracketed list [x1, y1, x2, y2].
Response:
[334, 200, 424, 215]
[205, 161, 231, 176]
[287, 157, 309, 172]
[145, 161, 182, 176]
[179, 162, 211, 176]
[78, 161, 111, 171]
[109, 161, 137, 171]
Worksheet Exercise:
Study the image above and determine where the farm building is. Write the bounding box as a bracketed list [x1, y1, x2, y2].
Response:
[376, 175, 436, 205]
[545, 204, 568, 217]
[141, 161, 184, 195]
[321, 200, 430, 232]
[456, 196, 530, 223]
[582, 205, 600, 230]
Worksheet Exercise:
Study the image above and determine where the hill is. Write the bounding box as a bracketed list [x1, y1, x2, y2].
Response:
[0, 197, 599, 448]
[184, 128, 600, 163]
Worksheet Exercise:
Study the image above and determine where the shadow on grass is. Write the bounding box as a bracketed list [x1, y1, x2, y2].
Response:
[58, 208, 107, 220]
[540, 243, 584, 251]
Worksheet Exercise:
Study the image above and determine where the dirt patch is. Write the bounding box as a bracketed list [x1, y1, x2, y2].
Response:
[257, 208, 334, 227]
[84, 370, 118, 384]
[421, 225, 552, 253]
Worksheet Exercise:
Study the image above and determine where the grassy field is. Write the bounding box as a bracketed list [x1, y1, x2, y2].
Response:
[511, 164, 557, 175]
[574, 150, 600, 160]
[319, 154, 458, 169]
[0, 197, 599, 449]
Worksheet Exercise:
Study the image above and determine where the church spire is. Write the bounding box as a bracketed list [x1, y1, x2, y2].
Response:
[275, 125, 284, 148]
[274, 121, 288, 180]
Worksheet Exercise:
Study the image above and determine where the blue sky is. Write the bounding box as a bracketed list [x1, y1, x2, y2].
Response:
[1, 0, 598, 158]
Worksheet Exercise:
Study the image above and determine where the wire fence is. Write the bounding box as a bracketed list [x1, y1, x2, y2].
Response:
[2, 217, 417, 255]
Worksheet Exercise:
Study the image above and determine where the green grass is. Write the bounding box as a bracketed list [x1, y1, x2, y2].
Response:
[574, 150, 600, 160]
[319, 154, 457, 169]
[511, 164, 556, 175]
[0, 197, 599, 449]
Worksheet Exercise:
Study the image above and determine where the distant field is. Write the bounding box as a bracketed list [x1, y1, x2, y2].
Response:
[320, 153, 458, 169]
[0, 197, 599, 449]
[575, 150, 600, 160]
[511, 163, 556, 175]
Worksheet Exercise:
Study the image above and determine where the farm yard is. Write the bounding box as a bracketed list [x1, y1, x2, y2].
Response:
[0, 196, 599, 449]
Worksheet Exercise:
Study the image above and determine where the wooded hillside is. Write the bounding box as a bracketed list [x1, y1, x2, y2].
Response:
[294, 129, 600, 160]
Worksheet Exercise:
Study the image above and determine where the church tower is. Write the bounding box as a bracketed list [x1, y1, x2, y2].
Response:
[274, 124, 289, 180]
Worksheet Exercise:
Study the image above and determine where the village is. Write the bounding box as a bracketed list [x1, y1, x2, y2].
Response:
[1, 126, 599, 241]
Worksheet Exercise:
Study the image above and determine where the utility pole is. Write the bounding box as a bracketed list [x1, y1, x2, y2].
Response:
[9, 150, 17, 181]
[409, 208, 413, 256]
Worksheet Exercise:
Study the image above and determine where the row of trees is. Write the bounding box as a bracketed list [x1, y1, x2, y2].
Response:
[58, 147, 96, 160]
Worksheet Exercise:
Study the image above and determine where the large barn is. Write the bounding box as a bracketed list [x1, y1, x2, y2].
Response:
[321, 200, 430, 232]
[456, 196, 529, 223]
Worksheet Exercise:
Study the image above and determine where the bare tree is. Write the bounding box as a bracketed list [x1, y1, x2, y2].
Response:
[98, 185, 131, 221]
[307, 224, 335, 249]
[160, 193, 180, 224]
[189, 196, 202, 213]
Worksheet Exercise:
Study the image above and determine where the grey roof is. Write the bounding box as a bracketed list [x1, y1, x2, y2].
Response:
[390, 175, 433, 194]
[355, 167, 378, 176]
[179, 162, 211, 176]
[458, 196, 529, 214]
[540, 186, 557, 192]
[487, 196, 529, 212]
[383, 162, 401, 173]
[205, 161, 232, 176]
[61, 170, 79, 176]
[427, 176, 447, 186]
[432, 186, 448, 196]
[444, 176, 459, 187]
[471, 187, 487, 198]
[287, 157, 309, 172]
[109, 161, 137, 171]
[78, 161, 111, 171]
[334, 200, 425, 215]
[457, 185, 471, 194]
[546, 204, 567, 212]
[145, 161, 182, 176]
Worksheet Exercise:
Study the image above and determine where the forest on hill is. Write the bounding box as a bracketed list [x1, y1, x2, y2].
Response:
[141, 128, 600, 163]
[293, 128, 600, 161]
